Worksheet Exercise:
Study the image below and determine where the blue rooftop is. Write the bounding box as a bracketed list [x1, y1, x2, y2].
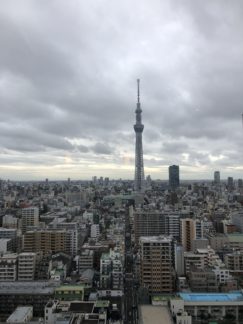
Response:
[180, 292, 243, 302]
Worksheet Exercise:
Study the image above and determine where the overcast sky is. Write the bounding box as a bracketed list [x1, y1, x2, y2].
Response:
[0, 0, 243, 181]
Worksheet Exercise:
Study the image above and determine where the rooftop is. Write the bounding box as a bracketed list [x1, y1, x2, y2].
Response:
[140, 305, 173, 324]
[0, 281, 58, 294]
[0, 253, 18, 259]
[179, 292, 243, 302]
[94, 300, 109, 308]
[6, 306, 33, 323]
[152, 295, 179, 302]
[227, 234, 243, 243]
[55, 285, 85, 292]
[69, 302, 93, 313]
[140, 235, 173, 243]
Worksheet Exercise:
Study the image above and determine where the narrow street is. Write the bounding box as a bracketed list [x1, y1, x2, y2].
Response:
[124, 209, 138, 324]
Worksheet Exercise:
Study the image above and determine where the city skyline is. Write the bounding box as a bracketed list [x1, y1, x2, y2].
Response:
[1, 1, 243, 180]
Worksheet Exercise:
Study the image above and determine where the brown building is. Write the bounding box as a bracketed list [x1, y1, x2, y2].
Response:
[180, 218, 196, 252]
[140, 236, 175, 294]
[23, 230, 66, 255]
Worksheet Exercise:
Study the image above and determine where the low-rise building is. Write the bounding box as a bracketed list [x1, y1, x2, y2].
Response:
[0, 281, 57, 318]
[45, 300, 108, 324]
[54, 285, 85, 301]
[170, 292, 243, 322]
[6, 306, 33, 323]
[188, 268, 218, 292]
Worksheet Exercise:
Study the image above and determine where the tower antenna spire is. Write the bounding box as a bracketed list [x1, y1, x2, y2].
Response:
[137, 78, 140, 104]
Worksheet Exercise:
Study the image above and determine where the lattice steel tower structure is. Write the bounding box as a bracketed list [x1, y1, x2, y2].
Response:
[134, 79, 145, 192]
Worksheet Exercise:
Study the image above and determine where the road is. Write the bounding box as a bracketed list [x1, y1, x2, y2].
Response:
[124, 209, 138, 324]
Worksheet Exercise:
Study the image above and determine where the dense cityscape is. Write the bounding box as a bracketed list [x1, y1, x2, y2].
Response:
[1, 1, 243, 324]
[1, 80, 243, 324]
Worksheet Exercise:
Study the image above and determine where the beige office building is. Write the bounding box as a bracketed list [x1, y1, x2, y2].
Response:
[23, 230, 66, 255]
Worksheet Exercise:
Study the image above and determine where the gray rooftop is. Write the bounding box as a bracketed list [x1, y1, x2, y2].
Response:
[140, 305, 173, 324]
[0, 281, 58, 294]
[6, 306, 33, 323]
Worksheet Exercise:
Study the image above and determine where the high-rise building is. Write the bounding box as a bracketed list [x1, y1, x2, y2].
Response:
[227, 177, 234, 191]
[180, 218, 197, 252]
[238, 179, 243, 188]
[231, 210, 243, 233]
[134, 209, 180, 244]
[134, 210, 165, 244]
[140, 236, 175, 294]
[169, 165, 180, 190]
[104, 177, 109, 186]
[21, 207, 39, 234]
[214, 171, 220, 185]
[134, 79, 145, 192]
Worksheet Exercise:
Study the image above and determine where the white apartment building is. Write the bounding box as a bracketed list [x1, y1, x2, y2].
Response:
[18, 253, 36, 281]
[21, 207, 39, 234]
[0, 238, 12, 253]
[2, 215, 18, 229]
[0, 228, 17, 240]
[100, 249, 123, 289]
[91, 224, 100, 240]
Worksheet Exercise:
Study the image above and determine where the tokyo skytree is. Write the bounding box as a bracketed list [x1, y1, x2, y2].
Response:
[134, 79, 145, 192]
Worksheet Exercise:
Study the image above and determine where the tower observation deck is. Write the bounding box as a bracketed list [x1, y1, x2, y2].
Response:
[134, 79, 145, 192]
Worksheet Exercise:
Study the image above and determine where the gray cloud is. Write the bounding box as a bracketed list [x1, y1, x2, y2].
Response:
[91, 143, 113, 155]
[77, 145, 89, 153]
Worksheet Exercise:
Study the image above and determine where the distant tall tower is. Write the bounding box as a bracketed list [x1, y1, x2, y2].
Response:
[169, 165, 180, 190]
[134, 79, 145, 192]
[214, 171, 220, 185]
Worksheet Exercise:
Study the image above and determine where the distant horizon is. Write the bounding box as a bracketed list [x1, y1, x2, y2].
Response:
[0, 177, 241, 183]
